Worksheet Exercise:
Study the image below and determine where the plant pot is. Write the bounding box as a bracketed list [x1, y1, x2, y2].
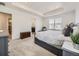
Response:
[73, 43, 79, 50]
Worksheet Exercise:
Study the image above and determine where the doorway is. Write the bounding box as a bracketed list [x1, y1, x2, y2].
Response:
[0, 12, 12, 40]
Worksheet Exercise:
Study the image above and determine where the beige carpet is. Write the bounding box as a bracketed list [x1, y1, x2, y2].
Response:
[8, 35, 56, 56]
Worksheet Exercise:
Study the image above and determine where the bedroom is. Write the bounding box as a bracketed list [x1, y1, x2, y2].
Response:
[0, 2, 79, 56]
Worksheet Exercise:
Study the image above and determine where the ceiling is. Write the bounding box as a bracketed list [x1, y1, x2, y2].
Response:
[22, 2, 62, 14]
[4, 2, 79, 17]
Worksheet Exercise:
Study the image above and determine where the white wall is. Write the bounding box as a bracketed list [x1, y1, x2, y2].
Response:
[12, 11, 33, 39]
[0, 6, 43, 39]
[62, 11, 75, 28]
[43, 11, 75, 29]
[35, 16, 43, 32]
[42, 18, 49, 29]
[75, 5, 79, 24]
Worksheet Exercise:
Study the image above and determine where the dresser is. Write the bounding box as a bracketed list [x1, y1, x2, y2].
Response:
[20, 32, 31, 39]
[0, 32, 8, 56]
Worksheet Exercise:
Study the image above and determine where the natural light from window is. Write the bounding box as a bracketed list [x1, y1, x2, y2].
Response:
[49, 17, 62, 30]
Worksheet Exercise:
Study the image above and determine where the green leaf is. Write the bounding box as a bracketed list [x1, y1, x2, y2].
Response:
[70, 33, 79, 44]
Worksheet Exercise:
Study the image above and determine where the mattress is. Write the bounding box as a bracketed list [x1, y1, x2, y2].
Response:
[35, 30, 65, 47]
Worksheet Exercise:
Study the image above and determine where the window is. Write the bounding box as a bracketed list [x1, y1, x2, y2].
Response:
[49, 17, 62, 30]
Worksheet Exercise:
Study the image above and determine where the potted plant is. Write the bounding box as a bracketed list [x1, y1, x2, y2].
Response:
[70, 33, 79, 50]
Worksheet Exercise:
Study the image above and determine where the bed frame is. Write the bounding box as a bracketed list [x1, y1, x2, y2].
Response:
[35, 37, 63, 56]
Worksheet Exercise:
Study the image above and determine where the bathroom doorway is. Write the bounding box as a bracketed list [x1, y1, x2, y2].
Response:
[0, 12, 12, 40]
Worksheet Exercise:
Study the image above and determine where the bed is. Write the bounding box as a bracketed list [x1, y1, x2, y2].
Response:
[35, 30, 65, 56]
